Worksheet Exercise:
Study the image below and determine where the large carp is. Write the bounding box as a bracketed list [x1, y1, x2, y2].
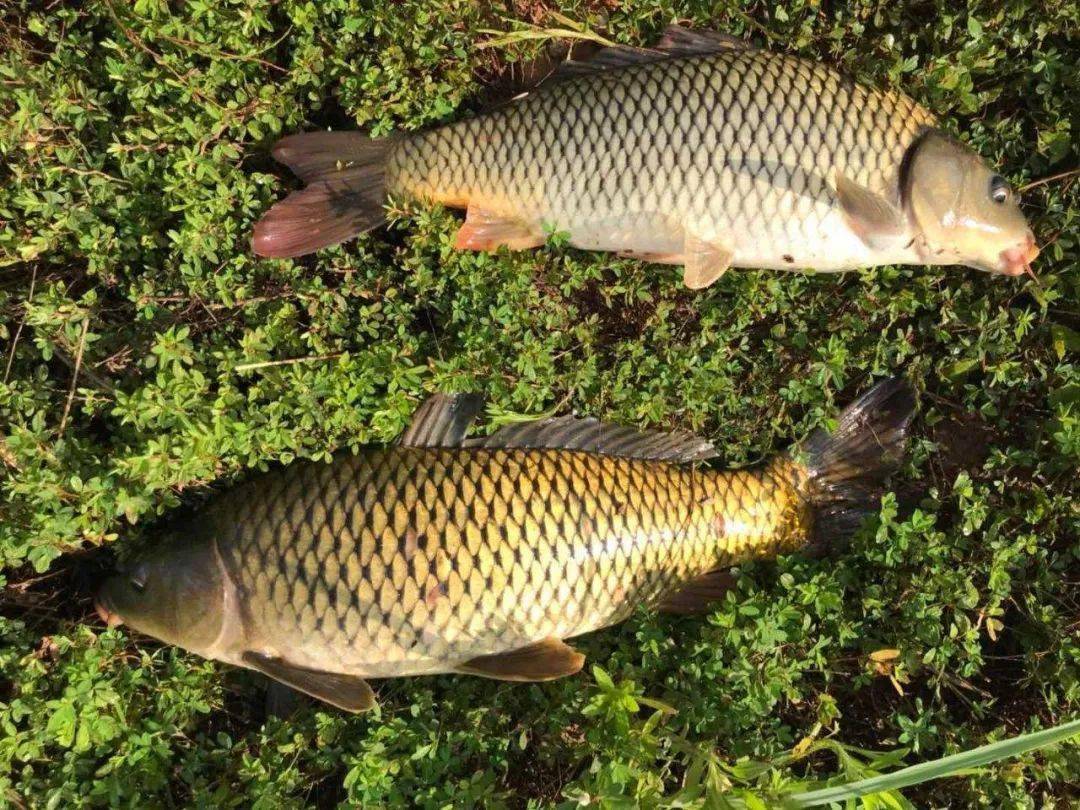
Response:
[252, 26, 1037, 285]
[97, 378, 915, 711]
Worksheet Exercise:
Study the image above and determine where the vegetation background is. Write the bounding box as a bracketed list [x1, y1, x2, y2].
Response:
[1, 0, 1077, 806]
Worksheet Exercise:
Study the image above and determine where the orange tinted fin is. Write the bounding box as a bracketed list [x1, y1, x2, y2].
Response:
[657, 569, 737, 614]
[252, 132, 390, 258]
[453, 205, 545, 251]
[457, 637, 584, 681]
[682, 233, 733, 289]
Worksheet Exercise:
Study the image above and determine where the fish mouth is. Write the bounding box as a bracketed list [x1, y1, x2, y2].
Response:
[94, 592, 125, 628]
[998, 234, 1040, 278]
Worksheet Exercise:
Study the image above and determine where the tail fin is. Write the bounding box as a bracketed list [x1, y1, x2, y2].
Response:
[795, 377, 917, 545]
[252, 132, 390, 258]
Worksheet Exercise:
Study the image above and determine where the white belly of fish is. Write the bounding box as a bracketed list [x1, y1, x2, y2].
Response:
[561, 205, 920, 273]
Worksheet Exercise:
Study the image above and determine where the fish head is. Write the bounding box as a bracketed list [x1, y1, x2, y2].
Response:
[905, 131, 1038, 277]
[95, 534, 225, 654]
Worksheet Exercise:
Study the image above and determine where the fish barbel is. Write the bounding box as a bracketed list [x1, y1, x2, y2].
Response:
[252, 26, 1038, 284]
[96, 378, 915, 711]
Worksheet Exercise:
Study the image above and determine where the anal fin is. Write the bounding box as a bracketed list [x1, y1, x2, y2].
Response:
[458, 637, 584, 682]
[453, 205, 545, 251]
[657, 569, 736, 615]
[242, 651, 376, 713]
[682, 233, 734, 289]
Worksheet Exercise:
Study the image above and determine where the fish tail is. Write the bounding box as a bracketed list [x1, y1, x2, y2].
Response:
[793, 377, 916, 548]
[253, 132, 391, 258]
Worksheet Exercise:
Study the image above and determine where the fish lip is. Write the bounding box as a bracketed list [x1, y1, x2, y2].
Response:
[997, 257, 1026, 276]
[998, 237, 1039, 277]
[94, 592, 124, 628]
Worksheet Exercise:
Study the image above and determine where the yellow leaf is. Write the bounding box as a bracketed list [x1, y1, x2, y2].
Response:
[792, 735, 815, 759]
[870, 648, 901, 662]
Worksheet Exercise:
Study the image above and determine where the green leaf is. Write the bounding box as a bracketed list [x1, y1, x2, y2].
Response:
[787, 720, 1080, 806]
[1050, 324, 1080, 359]
[592, 665, 614, 691]
[46, 703, 77, 748]
[942, 358, 979, 380]
[1049, 385, 1080, 409]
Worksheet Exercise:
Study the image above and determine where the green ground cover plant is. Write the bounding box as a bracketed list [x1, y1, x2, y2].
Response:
[1, 0, 1077, 806]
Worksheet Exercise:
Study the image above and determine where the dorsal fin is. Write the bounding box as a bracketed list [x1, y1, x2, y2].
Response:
[551, 25, 753, 81]
[553, 44, 665, 79]
[398, 393, 485, 447]
[462, 414, 716, 464]
[654, 25, 754, 57]
[399, 394, 716, 463]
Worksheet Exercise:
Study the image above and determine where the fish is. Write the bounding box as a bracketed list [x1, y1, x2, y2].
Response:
[96, 377, 916, 712]
[251, 25, 1039, 285]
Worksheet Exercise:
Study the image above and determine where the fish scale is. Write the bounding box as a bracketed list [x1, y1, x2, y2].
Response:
[210, 447, 805, 678]
[385, 49, 934, 269]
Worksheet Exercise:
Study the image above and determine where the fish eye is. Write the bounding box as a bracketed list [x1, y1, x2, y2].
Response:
[989, 175, 1009, 204]
[129, 565, 147, 593]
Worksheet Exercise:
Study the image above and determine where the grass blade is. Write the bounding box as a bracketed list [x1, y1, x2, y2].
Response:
[787, 719, 1080, 807]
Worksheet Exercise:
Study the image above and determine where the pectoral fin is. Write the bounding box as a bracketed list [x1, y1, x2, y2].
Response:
[834, 172, 906, 249]
[657, 569, 737, 615]
[458, 637, 585, 682]
[682, 234, 733, 289]
[453, 205, 545, 251]
[242, 651, 376, 713]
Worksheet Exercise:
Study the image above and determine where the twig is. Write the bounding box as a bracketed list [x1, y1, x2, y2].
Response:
[233, 352, 343, 373]
[158, 30, 291, 74]
[3, 264, 37, 384]
[52, 333, 116, 393]
[1020, 167, 1080, 192]
[58, 319, 89, 436]
[138, 291, 299, 311]
[7, 568, 68, 593]
[56, 166, 132, 186]
[102, 0, 224, 111]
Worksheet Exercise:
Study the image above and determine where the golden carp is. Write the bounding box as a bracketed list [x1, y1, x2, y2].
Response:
[97, 378, 915, 711]
[252, 26, 1038, 284]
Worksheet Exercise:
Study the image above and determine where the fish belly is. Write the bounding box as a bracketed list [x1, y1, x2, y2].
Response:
[565, 212, 685, 256]
[727, 206, 897, 272]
